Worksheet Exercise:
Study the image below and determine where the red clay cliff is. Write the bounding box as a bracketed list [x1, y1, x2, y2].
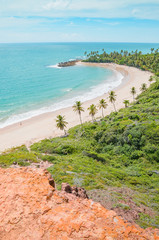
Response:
[0, 167, 159, 240]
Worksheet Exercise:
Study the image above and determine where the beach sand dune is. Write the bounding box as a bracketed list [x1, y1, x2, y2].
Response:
[0, 63, 152, 152]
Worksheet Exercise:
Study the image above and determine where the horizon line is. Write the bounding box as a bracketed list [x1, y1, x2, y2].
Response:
[0, 41, 159, 44]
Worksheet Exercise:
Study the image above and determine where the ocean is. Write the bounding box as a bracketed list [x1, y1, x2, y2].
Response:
[0, 42, 158, 128]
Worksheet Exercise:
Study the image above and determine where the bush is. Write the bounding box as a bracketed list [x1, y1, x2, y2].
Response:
[130, 150, 144, 160]
[82, 151, 106, 163]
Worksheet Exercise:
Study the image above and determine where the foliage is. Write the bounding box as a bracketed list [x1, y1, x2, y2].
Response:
[0, 68, 159, 229]
[88, 104, 98, 121]
[72, 101, 84, 125]
[31, 79, 159, 228]
[123, 99, 130, 108]
[98, 99, 107, 117]
[56, 115, 68, 134]
[0, 146, 40, 167]
[140, 83, 147, 92]
[131, 87, 136, 101]
[83, 49, 159, 75]
[109, 91, 117, 112]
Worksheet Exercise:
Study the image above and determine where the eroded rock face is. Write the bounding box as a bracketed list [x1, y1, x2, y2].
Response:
[0, 167, 159, 240]
[61, 182, 88, 199]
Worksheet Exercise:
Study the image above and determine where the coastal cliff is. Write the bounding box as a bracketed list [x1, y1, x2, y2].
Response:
[0, 167, 159, 240]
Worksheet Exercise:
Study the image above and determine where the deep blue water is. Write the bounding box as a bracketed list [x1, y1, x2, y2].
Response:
[0, 42, 158, 127]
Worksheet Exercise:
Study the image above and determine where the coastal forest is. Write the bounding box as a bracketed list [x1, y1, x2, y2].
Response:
[84, 48, 159, 76]
[0, 50, 159, 229]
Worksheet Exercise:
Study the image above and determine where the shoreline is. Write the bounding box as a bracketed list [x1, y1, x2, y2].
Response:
[0, 63, 122, 129]
[0, 63, 152, 152]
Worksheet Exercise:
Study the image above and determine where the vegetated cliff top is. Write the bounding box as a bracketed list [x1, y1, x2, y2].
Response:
[0, 167, 159, 240]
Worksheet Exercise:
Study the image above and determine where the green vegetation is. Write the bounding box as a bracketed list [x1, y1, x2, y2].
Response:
[131, 87, 136, 101]
[109, 91, 117, 112]
[140, 83, 147, 92]
[0, 146, 40, 167]
[98, 99, 107, 118]
[72, 101, 84, 125]
[87, 104, 98, 122]
[0, 50, 159, 229]
[1, 77, 158, 228]
[123, 99, 130, 108]
[56, 115, 68, 135]
[83, 48, 159, 75]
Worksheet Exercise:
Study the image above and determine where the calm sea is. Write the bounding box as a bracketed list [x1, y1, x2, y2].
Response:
[0, 42, 158, 128]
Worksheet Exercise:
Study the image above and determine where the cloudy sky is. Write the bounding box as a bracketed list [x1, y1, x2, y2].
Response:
[0, 0, 159, 43]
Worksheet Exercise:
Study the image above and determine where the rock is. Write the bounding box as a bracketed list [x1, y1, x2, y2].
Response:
[77, 187, 88, 199]
[61, 182, 72, 193]
[152, 170, 159, 175]
[61, 182, 88, 199]
[0, 167, 159, 240]
[58, 60, 80, 67]
[49, 178, 55, 188]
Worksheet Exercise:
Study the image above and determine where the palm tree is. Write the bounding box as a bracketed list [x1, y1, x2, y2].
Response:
[149, 76, 153, 82]
[72, 101, 84, 125]
[98, 99, 107, 118]
[140, 83, 147, 92]
[130, 87, 136, 101]
[88, 104, 98, 122]
[56, 115, 68, 135]
[123, 100, 129, 108]
[151, 48, 154, 54]
[109, 91, 117, 112]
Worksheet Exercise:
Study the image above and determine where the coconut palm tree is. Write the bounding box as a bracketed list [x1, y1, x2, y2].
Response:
[56, 115, 68, 135]
[140, 83, 147, 92]
[123, 100, 129, 108]
[72, 101, 84, 125]
[88, 104, 98, 122]
[149, 76, 153, 82]
[151, 48, 154, 54]
[130, 87, 136, 101]
[98, 99, 107, 118]
[109, 91, 117, 112]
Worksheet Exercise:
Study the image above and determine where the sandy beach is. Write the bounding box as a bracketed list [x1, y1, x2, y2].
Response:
[0, 62, 153, 152]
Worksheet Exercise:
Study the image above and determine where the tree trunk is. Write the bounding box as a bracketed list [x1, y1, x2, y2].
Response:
[113, 102, 117, 112]
[102, 108, 104, 118]
[133, 94, 135, 102]
[79, 113, 82, 125]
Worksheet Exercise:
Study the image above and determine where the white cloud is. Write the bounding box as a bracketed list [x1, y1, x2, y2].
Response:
[43, 0, 71, 10]
[0, 0, 158, 20]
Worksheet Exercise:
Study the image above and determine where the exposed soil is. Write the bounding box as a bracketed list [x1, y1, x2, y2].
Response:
[88, 187, 155, 225]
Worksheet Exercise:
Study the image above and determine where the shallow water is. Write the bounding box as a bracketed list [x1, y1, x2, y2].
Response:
[0, 42, 158, 128]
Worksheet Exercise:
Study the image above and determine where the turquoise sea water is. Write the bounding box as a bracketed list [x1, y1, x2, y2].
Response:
[0, 42, 158, 128]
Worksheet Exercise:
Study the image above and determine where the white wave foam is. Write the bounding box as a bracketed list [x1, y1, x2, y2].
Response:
[0, 110, 8, 113]
[62, 88, 73, 93]
[47, 64, 61, 69]
[0, 70, 124, 129]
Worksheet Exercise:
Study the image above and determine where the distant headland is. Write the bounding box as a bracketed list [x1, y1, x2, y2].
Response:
[58, 59, 81, 67]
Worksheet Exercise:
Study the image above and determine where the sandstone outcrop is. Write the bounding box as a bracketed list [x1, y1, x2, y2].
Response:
[61, 182, 88, 199]
[0, 167, 159, 240]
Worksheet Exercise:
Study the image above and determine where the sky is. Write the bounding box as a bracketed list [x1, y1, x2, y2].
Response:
[0, 0, 159, 43]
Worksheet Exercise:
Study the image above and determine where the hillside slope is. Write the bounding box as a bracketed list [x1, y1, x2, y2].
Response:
[0, 167, 159, 240]
[0, 77, 159, 228]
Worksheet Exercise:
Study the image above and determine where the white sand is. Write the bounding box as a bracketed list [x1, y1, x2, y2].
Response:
[0, 63, 153, 152]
